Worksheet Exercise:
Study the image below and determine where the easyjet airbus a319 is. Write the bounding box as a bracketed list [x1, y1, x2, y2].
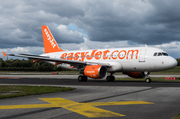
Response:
[2, 25, 177, 83]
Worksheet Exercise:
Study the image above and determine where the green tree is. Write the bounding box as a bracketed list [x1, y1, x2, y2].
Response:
[176, 58, 180, 66]
[0, 58, 65, 71]
[0, 58, 5, 67]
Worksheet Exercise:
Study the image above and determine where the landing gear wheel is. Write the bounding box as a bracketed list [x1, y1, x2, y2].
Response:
[106, 76, 115, 82]
[145, 78, 151, 83]
[78, 76, 87, 82]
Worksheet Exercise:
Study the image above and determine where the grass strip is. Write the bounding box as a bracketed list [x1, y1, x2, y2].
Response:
[115, 77, 180, 82]
[0, 85, 75, 99]
[0, 66, 180, 75]
[173, 113, 180, 119]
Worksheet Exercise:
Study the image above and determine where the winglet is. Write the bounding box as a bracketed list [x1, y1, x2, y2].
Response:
[2, 52, 7, 58]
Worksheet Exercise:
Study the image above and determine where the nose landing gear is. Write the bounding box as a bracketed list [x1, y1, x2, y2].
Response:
[145, 72, 151, 83]
[145, 78, 151, 83]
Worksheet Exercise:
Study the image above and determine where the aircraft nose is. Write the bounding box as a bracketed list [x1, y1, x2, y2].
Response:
[168, 57, 177, 68]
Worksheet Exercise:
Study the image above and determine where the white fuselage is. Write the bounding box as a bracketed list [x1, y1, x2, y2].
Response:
[41, 47, 177, 73]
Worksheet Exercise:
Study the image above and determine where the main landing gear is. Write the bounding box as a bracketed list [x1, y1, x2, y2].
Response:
[106, 73, 115, 82]
[78, 75, 87, 82]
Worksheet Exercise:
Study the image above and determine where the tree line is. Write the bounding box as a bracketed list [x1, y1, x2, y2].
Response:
[0, 58, 64, 71]
[176, 58, 180, 66]
[0, 58, 179, 72]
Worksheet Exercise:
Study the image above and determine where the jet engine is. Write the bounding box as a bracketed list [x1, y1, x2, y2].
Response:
[84, 65, 107, 78]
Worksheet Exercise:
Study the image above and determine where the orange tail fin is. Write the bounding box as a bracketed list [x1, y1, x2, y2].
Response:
[41, 25, 63, 53]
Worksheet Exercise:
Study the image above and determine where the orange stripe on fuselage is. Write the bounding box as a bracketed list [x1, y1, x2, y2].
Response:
[60, 49, 139, 61]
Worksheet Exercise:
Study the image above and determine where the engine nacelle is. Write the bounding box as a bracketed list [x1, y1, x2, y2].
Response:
[125, 72, 146, 78]
[84, 65, 107, 79]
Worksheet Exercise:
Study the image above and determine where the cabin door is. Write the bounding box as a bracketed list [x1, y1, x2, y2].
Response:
[139, 49, 147, 62]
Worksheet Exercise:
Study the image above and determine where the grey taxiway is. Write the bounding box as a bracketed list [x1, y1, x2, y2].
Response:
[0, 75, 180, 119]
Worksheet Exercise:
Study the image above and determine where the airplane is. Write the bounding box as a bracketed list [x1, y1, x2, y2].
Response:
[2, 25, 177, 83]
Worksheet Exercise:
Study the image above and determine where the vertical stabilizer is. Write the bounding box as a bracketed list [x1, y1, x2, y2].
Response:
[41, 25, 63, 53]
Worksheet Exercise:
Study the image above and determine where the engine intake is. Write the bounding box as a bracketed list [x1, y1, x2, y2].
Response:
[84, 65, 107, 79]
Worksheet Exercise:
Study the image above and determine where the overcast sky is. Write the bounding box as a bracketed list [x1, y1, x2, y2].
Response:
[0, 0, 180, 59]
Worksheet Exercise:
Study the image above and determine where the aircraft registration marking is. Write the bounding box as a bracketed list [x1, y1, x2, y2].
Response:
[0, 97, 153, 118]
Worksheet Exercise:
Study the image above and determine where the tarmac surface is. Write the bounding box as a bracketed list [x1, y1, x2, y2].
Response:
[0, 75, 180, 119]
[1, 74, 180, 79]
[0, 75, 180, 87]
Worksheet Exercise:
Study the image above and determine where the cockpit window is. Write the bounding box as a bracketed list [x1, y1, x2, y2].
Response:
[158, 52, 162, 56]
[162, 52, 168, 56]
[154, 52, 169, 56]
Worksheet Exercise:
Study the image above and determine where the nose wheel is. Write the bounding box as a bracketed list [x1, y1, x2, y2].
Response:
[145, 78, 151, 83]
[144, 71, 151, 83]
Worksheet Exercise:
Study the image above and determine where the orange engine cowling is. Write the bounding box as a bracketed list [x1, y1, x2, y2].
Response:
[126, 72, 145, 78]
[84, 65, 107, 79]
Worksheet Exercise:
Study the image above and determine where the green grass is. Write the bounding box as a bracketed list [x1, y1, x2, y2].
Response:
[0, 66, 180, 75]
[114, 66, 180, 75]
[0, 85, 75, 99]
[151, 66, 180, 75]
[173, 113, 180, 119]
[0, 71, 80, 75]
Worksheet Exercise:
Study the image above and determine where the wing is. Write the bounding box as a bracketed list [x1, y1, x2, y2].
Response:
[2, 52, 111, 67]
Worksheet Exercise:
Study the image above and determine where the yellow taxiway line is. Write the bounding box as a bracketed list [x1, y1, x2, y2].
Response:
[0, 98, 153, 118]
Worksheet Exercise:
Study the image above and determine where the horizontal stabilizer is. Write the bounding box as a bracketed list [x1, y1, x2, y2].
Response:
[2, 52, 7, 58]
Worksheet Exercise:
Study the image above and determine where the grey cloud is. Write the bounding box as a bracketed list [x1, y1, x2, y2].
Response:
[0, 0, 85, 48]
[0, 0, 180, 50]
[41, 1, 84, 18]
[75, 0, 180, 45]
[49, 25, 84, 44]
